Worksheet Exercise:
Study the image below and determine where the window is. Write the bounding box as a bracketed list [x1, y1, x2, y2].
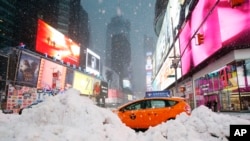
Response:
[151, 100, 165, 108]
[167, 100, 178, 106]
[123, 102, 142, 111]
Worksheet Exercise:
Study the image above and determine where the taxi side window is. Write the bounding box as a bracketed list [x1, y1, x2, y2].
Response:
[124, 102, 141, 111]
[151, 100, 165, 108]
[167, 100, 178, 107]
[141, 100, 151, 109]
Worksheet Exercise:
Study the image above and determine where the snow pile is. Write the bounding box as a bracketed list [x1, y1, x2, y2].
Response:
[0, 89, 139, 141]
[0, 88, 249, 141]
[142, 106, 250, 141]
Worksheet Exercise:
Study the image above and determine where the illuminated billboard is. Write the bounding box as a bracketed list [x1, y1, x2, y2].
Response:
[86, 48, 100, 76]
[179, 0, 250, 75]
[154, 45, 182, 90]
[217, 0, 250, 46]
[37, 59, 66, 90]
[73, 71, 93, 95]
[16, 51, 41, 87]
[35, 19, 80, 66]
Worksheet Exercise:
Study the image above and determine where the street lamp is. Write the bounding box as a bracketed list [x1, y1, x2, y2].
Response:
[169, 17, 180, 96]
[169, 55, 180, 96]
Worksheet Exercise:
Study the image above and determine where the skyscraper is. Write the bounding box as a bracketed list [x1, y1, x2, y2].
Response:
[106, 15, 132, 99]
[0, 0, 17, 49]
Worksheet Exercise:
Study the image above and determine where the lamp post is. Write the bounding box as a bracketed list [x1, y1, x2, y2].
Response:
[169, 56, 179, 96]
[169, 17, 180, 96]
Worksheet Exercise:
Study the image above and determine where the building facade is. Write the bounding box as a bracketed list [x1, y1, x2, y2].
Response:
[153, 0, 250, 111]
[0, 0, 90, 81]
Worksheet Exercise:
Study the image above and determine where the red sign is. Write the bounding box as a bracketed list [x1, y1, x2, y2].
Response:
[35, 19, 80, 66]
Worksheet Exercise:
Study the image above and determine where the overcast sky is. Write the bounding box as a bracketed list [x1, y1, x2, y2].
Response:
[81, 0, 157, 95]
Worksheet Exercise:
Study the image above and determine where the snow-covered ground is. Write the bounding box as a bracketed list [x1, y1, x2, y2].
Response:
[0, 88, 249, 141]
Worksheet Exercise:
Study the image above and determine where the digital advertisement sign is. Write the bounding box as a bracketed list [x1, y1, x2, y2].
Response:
[155, 11, 171, 72]
[37, 59, 66, 90]
[154, 45, 182, 90]
[179, 0, 250, 75]
[73, 71, 94, 95]
[16, 51, 41, 87]
[217, 0, 250, 46]
[86, 48, 100, 76]
[35, 19, 80, 66]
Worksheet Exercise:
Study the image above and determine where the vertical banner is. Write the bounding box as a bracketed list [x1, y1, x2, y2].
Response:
[93, 78, 101, 96]
[65, 68, 75, 89]
[100, 81, 108, 97]
[16, 51, 41, 87]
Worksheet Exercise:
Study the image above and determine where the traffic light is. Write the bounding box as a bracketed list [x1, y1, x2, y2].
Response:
[196, 33, 204, 45]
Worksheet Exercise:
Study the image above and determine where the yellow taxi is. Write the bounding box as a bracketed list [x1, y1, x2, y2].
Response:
[113, 97, 191, 130]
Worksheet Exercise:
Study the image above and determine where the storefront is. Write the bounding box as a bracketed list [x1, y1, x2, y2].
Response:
[175, 78, 195, 109]
[194, 56, 250, 112]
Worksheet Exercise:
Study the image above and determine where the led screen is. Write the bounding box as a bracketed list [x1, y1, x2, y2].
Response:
[179, 0, 250, 75]
[217, 0, 250, 46]
[16, 51, 41, 87]
[86, 48, 100, 76]
[37, 59, 66, 90]
[73, 71, 93, 95]
[36, 19, 80, 66]
[108, 89, 122, 98]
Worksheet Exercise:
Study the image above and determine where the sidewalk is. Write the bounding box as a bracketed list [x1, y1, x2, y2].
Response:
[218, 111, 250, 121]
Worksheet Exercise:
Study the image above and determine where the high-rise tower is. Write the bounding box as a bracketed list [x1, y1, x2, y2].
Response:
[105, 15, 132, 101]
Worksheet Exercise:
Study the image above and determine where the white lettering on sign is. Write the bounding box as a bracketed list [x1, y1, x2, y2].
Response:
[234, 129, 247, 136]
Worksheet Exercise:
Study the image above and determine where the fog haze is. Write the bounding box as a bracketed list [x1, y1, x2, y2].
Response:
[81, 0, 157, 96]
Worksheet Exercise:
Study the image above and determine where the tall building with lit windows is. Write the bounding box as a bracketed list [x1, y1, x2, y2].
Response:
[0, 0, 16, 49]
[12, 0, 90, 67]
[106, 15, 132, 102]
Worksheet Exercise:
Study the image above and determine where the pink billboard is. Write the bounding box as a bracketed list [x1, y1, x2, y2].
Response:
[217, 0, 250, 46]
[179, 0, 250, 75]
[37, 59, 66, 90]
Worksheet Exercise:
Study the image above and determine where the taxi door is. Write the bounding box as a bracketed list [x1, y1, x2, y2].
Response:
[144, 99, 172, 127]
[117, 101, 149, 129]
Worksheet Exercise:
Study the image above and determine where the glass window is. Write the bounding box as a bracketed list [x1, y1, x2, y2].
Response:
[151, 100, 165, 108]
[167, 100, 178, 106]
[123, 101, 142, 111]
